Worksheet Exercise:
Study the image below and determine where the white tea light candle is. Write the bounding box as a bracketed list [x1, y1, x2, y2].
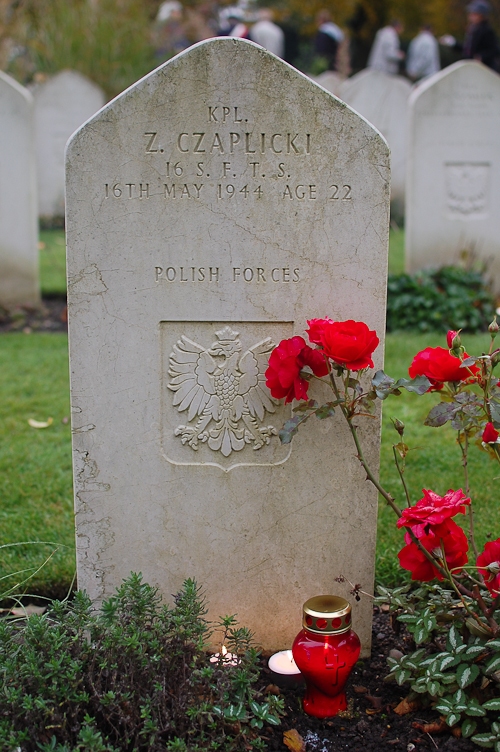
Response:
[268, 650, 303, 688]
[209, 645, 239, 666]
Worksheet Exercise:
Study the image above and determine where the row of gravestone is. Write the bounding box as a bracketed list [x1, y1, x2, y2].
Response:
[3, 41, 500, 654]
[0, 70, 105, 309]
[317, 62, 500, 261]
[2, 58, 499, 311]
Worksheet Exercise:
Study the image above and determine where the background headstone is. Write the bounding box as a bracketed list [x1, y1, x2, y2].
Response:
[33, 70, 106, 219]
[0, 71, 39, 309]
[66, 39, 389, 654]
[310, 70, 345, 97]
[339, 69, 411, 219]
[406, 61, 500, 288]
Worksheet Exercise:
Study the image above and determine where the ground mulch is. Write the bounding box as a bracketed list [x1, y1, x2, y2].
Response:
[0, 297, 68, 333]
[260, 608, 477, 751]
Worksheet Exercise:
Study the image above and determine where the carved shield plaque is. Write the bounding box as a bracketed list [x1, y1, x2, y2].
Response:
[161, 321, 293, 470]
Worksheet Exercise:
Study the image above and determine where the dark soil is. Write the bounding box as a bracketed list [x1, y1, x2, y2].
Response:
[0, 296, 67, 333]
[0, 302, 478, 750]
[260, 608, 478, 752]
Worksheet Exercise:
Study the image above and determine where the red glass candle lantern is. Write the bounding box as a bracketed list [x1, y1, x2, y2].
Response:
[292, 595, 361, 718]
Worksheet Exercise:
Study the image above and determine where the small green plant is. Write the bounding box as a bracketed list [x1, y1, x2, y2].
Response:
[375, 582, 500, 741]
[0, 573, 283, 751]
[387, 266, 495, 333]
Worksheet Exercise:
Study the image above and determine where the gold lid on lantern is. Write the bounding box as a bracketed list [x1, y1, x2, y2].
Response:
[302, 595, 352, 635]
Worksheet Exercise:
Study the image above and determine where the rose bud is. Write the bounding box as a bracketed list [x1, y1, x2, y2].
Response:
[392, 418, 405, 436]
[446, 330, 460, 348]
[482, 422, 499, 444]
[491, 350, 500, 368]
[447, 330, 463, 357]
[489, 317, 500, 338]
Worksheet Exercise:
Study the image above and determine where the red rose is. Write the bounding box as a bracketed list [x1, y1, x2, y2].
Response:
[306, 318, 333, 345]
[408, 347, 479, 391]
[306, 319, 379, 371]
[397, 489, 470, 536]
[398, 519, 469, 581]
[482, 422, 500, 444]
[265, 336, 328, 404]
[477, 539, 500, 597]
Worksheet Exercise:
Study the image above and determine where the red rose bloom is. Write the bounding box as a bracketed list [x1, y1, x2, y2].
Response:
[265, 336, 328, 404]
[397, 488, 470, 537]
[306, 318, 333, 345]
[482, 422, 500, 444]
[408, 347, 479, 391]
[477, 539, 500, 597]
[398, 519, 469, 581]
[306, 319, 379, 371]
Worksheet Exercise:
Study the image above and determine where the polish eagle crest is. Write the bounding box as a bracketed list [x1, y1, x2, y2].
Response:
[168, 327, 279, 457]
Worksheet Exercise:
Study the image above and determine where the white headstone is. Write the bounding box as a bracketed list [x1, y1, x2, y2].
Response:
[66, 39, 389, 653]
[339, 69, 411, 217]
[406, 61, 500, 287]
[0, 72, 39, 309]
[310, 71, 345, 97]
[33, 70, 106, 218]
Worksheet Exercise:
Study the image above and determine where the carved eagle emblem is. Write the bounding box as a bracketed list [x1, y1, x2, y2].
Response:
[168, 327, 279, 457]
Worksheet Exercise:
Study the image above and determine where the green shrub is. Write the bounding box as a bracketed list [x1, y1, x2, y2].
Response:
[0, 573, 282, 751]
[387, 266, 495, 333]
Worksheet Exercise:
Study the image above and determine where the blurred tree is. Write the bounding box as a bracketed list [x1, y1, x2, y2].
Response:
[5, 0, 157, 97]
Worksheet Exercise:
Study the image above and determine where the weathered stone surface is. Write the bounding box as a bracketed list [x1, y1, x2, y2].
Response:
[339, 69, 411, 217]
[0, 71, 39, 309]
[66, 39, 389, 654]
[406, 61, 500, 289]
[33, 70, 105, 218]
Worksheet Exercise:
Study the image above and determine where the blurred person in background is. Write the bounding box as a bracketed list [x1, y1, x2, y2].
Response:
[368, 19, 405, 75]
[249, 9, 284, 58]
[153, 1, 189, 60]
[217, 8, 249, 39]
[440, 0, 499, 70]
[314, 9, 344, 71]
[406, 24, 440, 81]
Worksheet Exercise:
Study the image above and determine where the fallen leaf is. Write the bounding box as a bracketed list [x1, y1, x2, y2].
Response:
[365, 694, 383, 710]
[264, 684, 281, 695]
[10, 604, 46, 617]
[28, 417, 53, 429]
[394, 697, 420, 715]
[37, 241, 46, 250]
[353, 685, 368, 694]
[283, 729, 306, 752]
[412, 719, 447, 734]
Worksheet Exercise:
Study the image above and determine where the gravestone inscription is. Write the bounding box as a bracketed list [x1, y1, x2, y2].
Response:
[406, 61, 500, 289]
[66, 39, 390, 653]
[0, 71, 39, 309]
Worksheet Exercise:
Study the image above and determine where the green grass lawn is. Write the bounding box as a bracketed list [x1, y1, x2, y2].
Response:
[39, 230, 67, 296]
[0, 333, 74, 599]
